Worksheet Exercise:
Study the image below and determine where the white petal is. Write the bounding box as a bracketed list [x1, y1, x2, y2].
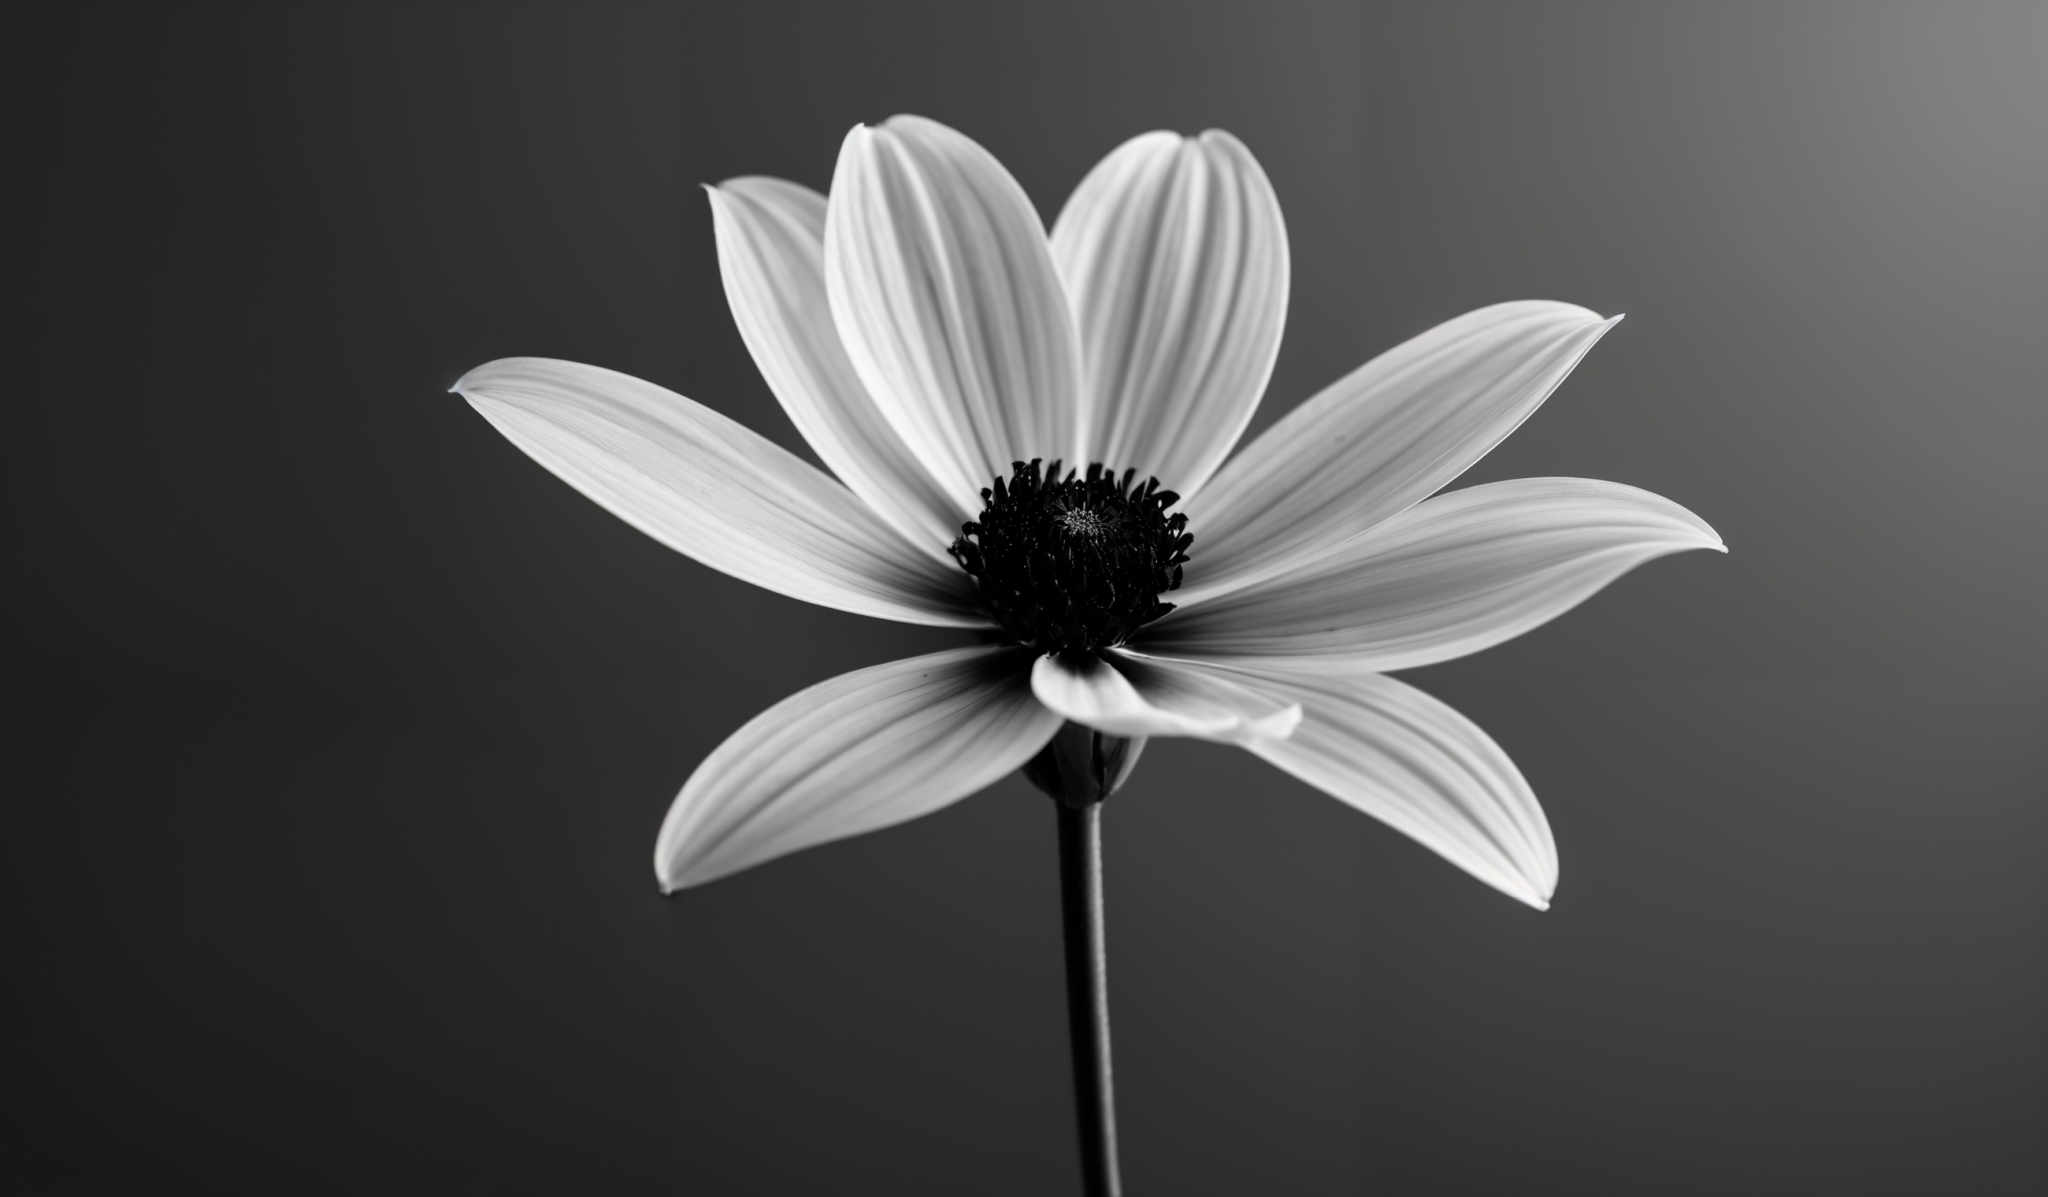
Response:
[456, 357, 982, 627]
[656, 647, 1060, 891]
[1145, 478, 1724, 671]
[707, 177, 967, 559]
[824, 115, 1084, 502]
[1050, 128, 1288, 497]
[1228, 665, 1557, 909]
[1179, 302, 1621, 605]
[1029, 650, 1301, 743]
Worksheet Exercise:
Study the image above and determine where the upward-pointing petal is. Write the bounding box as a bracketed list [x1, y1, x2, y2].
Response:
[825, 116, 1084, 502]
[455, 357, 983, 627]
[707, 177, 968, 560]
[656, 646, 1061, 891]
[1180, 302, 1620, 606]
[1050, 128, 1289, 498]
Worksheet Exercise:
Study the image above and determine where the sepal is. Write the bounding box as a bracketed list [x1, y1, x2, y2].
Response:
[1022, 721, 1146, 809]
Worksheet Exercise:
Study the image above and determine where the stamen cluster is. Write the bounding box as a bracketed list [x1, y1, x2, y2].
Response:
[950, 459, 1192, 656]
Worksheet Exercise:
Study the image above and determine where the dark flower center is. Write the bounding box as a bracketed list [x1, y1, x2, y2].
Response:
[950, 459, 1191, 656]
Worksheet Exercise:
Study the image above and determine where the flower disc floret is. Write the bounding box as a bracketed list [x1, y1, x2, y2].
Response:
[950, 459, 1192, 656]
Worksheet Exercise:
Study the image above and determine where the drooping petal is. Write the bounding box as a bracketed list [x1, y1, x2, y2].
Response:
[707, 177, 967, 559]
[1144, 478, 1724, 671]
[1030, 650, 1301, 743]
[824, 115, 1084, 502]
[655, 646, 1060, 891]
[1050, 129, 1288, 496]
[455, 357, 983, 627]
[1178, 302, 1622, 605]
[1226, 664, 1557, 909]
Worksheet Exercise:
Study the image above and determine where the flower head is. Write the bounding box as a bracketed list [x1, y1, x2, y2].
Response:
[455, 116, 1722, 909]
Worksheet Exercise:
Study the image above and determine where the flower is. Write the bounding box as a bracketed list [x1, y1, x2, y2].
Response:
[454, 115, 1722, 910]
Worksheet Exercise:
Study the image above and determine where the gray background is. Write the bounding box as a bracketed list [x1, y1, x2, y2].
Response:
[11, 1, 2043, 1193]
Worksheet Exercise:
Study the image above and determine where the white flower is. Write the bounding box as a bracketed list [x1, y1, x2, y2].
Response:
[455, 116, 1722, 910]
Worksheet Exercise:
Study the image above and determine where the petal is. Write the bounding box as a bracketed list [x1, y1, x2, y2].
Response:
[1229, 665, 1557, 909]
[1029, 650, 1301, 743]
[1144, 478, 1724, 671]
[824, 115, 1084, 503]
[1179, 302, 1622, 605]
[655, 646, 1060, 891]
[707, 177, 967, 560]
[1050, 128, 1288, 497]
[455, 357, 982, 627]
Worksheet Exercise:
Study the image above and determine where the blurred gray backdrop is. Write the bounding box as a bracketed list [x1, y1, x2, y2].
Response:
[12, 1, 2043, 1193]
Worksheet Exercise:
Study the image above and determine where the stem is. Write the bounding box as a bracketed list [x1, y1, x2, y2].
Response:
[1056, 801, 1122, 1197]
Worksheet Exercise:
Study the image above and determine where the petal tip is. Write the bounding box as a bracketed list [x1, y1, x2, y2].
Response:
[1534, 302, 1620, 333]
[1674, 507, 1727, 554]
[1118, 129, 1193, 158]
[1507, 866, 1557, 911]
[1689, 513, 1728, 554]
[656, 845, 707, 895]
[1498, 299, 1609, 326]
[448, 360, 496, 398]
[874, 114, 942, 144]
[1674, 529, 1727, 556]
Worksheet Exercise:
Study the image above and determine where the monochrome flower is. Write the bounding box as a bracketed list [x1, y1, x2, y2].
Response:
[455, 115, 1721, 909]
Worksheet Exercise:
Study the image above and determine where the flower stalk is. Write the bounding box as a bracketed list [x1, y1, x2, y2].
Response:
[1027, 722, 1137, 1194]
[1054, 798, 1121, 1197]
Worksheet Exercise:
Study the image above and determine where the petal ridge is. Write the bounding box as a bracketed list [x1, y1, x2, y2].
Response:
[1180, 302, 1619, 605]
[455, 356, 982, 626]
[706, 176, 968, 558]
[1213, 663, 1558, 908]
[656, 646, 1059, 890]
[825, 116, 1084, 502]
[1145, 477, 1722, 670]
